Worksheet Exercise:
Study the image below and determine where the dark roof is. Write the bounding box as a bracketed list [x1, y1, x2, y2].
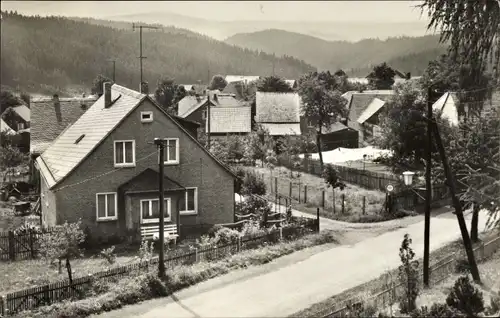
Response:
[347, 92, 394, 124]
[177, 94, 246, 118]
[30, 96, 98, 154]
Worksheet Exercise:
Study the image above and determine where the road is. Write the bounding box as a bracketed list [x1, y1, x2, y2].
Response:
[95, 210, 489, 318]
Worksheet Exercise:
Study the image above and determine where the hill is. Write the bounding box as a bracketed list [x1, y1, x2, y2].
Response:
[225, 29, 448, 76]
[0, 13, 315, 95]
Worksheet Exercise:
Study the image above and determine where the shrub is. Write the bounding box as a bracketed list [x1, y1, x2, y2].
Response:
[485, 292, 500, 316]
[240, 219, 266, 237]
[446, 275, 484, 317]
[213, 227, 240, 245]
[138, 240, 154, 262]
[342, 302, 378, 317]
[237, 195, 272, 219]
[233, 166, 246, 194]
[242, 171, 267, 195]
[208, 224, 224, 238]
[397, 234, 420, 314]
[410, 303, 466, 318]
[454, 258, 471, 274]
[100, 246, 117, 264]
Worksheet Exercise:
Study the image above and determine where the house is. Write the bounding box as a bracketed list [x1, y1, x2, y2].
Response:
[179, 84, 208, 96]
[222, 80, 257, 101]
[30, 95, 99, 157]
[255, 92, 301, 136]
[1, 104, 30, 131]
[346, 91, 395, 146]
[285, 79, 298, 89]
[432, 92, 460, 126]
[301, 119, 358, 151]
[207, 106, 252, 140]
[0, 118, 15, 135]
[35, 83, 236, 243]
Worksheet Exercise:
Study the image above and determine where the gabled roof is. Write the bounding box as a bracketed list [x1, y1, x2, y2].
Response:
[225, 75, 260, 84]
[255, 92, 301, 123]
[347, 91, 394, 124]
[30, 96, 98, 155]
[11, 105, 31, 122]
[177, 94, 245, 118]
[208, 107, 251, 133]
[325, 122, 350, 133]
[357, 98, 386, 124]
[0, 118, 15, 135]
[432, 92, 459, 126]
[261, 123, 301, 136]
[118, 168, 185, 192]
[285, 79, 297, 88]
[37, 84, 236, 189]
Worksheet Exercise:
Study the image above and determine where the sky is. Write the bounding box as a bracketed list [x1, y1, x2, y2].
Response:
[0, 1, 428, 23]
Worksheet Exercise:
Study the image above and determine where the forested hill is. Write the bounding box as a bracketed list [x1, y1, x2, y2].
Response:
[225, 29, 448, 77]
[0, 12, 315, 95]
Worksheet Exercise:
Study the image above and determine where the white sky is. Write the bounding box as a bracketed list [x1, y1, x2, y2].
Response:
[0, 1, 428, 23]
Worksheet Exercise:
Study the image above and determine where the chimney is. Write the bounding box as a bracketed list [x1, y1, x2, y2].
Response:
[52, 94, 62, 123]
[103, 82, 112, 108]
[406, 72, 411, 80]
[140, 81, 149, 95]
[213, 92, 218, 103]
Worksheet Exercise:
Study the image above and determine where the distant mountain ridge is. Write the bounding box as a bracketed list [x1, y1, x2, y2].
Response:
[225, 29, 448, 77]
[0, 13, 315, 95]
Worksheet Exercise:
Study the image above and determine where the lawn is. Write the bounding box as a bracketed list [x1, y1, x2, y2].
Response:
[244, 166, 394, 223]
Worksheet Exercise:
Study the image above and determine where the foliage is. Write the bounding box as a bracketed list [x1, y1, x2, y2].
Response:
[138, 240, 154, 262]
[226, 135, 246, 161]
[233, 166, 246, 194]
[367, 62, 396, 89]
[298, 71, 348, 169]
[410, 303, 466, 318]
[454, 258, 471, 274]
[0, 89, 22, 113]
[486, 292, 500, 316]
[237, 194, 271, 218]
[322, 164, 346, 190]
[342, 302, 378, 317]
[208, 139, 230, 164]
[0, 144, 26, 182]
[209, 75, 228, 90]
[100, 246, 117, 265]
[243, 124, 275, 165]
[265, 149, 277, 170]
[397, 234, 420, 314]
[38, 220, 86, 283]
[240, 219, 267, 237]
[91, 74, 113, 96]
[241, 171, 267, 196]
[154, 78, 183, 114]
[256, 75, 293, 92]
[0, 12, 315, 95]
[445, 275, 485, 317]
[212, 227, 241, 245]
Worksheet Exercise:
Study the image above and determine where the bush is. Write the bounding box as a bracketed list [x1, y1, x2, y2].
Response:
[485, 291, 500, 316]
[237, 195, 272, 219]
[213, 227, 240, 245]
[233, 166, 246, 194]
[242, 171, 267, 195]
[446, 275, 484, 317]
[342, 302, 378, 317]
[138, 240, 154, 262]
[100, 246, 117, 264]
[397, 234, 420, 314]
[240, 219, 266, 237]
[454, 258, 471, 274]
[410, 303, 466, 318]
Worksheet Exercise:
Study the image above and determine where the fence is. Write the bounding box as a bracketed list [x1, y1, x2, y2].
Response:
[0, 223, 318, 316]
[0, 229, 48, 261]
[319, 235, 500, 317]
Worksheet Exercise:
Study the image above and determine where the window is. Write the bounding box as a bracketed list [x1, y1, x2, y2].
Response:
[114, 140, 135, 167]
[141, 111, 153, 123]
[179, 188, 197, 215]
[201, 110, 207, 120]
[96, 192, 117, 221]
[140, 198, 171, 224]
[17, 122, 25, 130]
[158, 138, 179, 165]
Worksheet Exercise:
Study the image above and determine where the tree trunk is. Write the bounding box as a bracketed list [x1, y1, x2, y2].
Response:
[316, 125, 324, 171]
[471, 202, 479, 243]
[65, 258, 73, 284]
[58, 259, 62, 274]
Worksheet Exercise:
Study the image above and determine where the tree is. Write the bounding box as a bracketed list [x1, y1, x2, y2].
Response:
[298, 71, 348, 170]
[334, 69, 347, 77]
[0, 90, 21, 114]
[367, 62, 396, 89]
[154, 78, 178, 114]
[39, 220, 86, 284]
[243, 124, 275, 166]
[256, 75, 293, 93]
[398, 234, 420, 313]
[209, 75, 227, 91]
[0, 145, 26, 182]
[91, 74, 113, 96]
[322, 164, 346, 190]
[19, 92, 30, 108]
[419, 0, 500, 80]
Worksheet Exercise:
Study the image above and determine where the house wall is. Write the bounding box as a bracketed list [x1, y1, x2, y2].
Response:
[54, 99, 235, 242]
[40, 173, 57, 228]
[185, 103, 208, 130]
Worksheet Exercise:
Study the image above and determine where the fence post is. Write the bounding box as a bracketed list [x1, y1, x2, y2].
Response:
[30, 229, 35, 259]
[1, 295, 6, 316]
[298, 179, 301, 203]
[275, 177, 278, 206]
[342, 194, 345, 214]
[333, 188, 336, 214]
[362, 196, 366, 215]
[304, 185, 307, 203]
[322, 190, 325, 209]
[195, 248, 199, 263]
[279, 227, 283, 240]
[316, 208, 320, 232]
[8, 230, 15, 261]
[289, 181, 292, 199]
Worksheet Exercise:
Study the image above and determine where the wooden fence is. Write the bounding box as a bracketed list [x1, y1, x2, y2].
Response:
[0, 229, 47, 261]
[318, 235, 500, 317]
[0, 223, 318, 316]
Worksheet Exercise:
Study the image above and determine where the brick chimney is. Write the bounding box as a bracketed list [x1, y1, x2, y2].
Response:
[212, 92, 218, 103]
[52, 94, 62, 123]
[103, 82, 112, 108]
[140, 82, 149, 95]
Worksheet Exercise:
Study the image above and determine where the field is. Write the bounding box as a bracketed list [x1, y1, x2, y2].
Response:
[244, 166, 398, 223]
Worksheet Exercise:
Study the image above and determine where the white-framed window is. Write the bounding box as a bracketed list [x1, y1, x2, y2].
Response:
[114, 140, 135, 167]
[179, 187, 198, 215]
[158, 138, 179, 165]
[140, 198, 171, 224]
[141, 111, 153, 123]
[17, 122, 25, 130]
[96, 192, 118, 221]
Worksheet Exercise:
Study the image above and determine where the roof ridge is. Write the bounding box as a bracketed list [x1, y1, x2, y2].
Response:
[31, 97, 99, 103]
[112, 84, 145, 99]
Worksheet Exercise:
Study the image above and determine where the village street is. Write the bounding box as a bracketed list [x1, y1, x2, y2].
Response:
[94, 208, 488, 318]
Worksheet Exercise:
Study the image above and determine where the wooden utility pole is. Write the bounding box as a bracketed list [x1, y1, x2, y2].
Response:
[132, 24, 159, 92]
[206, 94, 211, 149]
[154, 138, 166, 278]
[431, 121, 481, 283]
[423, 86, 434, 287]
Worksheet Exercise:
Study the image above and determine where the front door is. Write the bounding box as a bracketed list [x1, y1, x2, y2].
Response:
[140, 198, 171, 224]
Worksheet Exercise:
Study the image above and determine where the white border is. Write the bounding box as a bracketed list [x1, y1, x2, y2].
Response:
[140, 111, 153, 123]
[140, 198, 172, 223]
[96, 192, 118, 221]
[113, 140, 136, 167]
[180, 187, 198, 215]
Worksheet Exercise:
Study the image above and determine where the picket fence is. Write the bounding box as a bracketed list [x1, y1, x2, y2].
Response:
[0, 223, 317, 316]
[317, 235, 500, 317]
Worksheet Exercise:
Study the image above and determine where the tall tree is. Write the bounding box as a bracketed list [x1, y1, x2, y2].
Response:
[0, 90, 21, 114]
[367, 62, 396, 89]
[209, 75, 228, 91]
[298, 71, 348, 170]
[154, 78, 178, 114]
[256, 75, 293, 93]
[91, 74, 113, 96]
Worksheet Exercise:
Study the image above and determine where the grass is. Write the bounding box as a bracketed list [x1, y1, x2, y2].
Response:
[245, 166, 398, 223]
[291, 229, 500, 318]
[13, 231, 340, 318]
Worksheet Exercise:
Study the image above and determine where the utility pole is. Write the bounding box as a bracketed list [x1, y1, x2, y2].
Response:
[272, 53, 276, 76]
[132, 23, 159, 92]
[108, 59, 116, 82]
[431, 121, 481, 283]
[423, 85, 435, 287]
[154, 138, 166, 278]
[206, 94, 211, 149]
